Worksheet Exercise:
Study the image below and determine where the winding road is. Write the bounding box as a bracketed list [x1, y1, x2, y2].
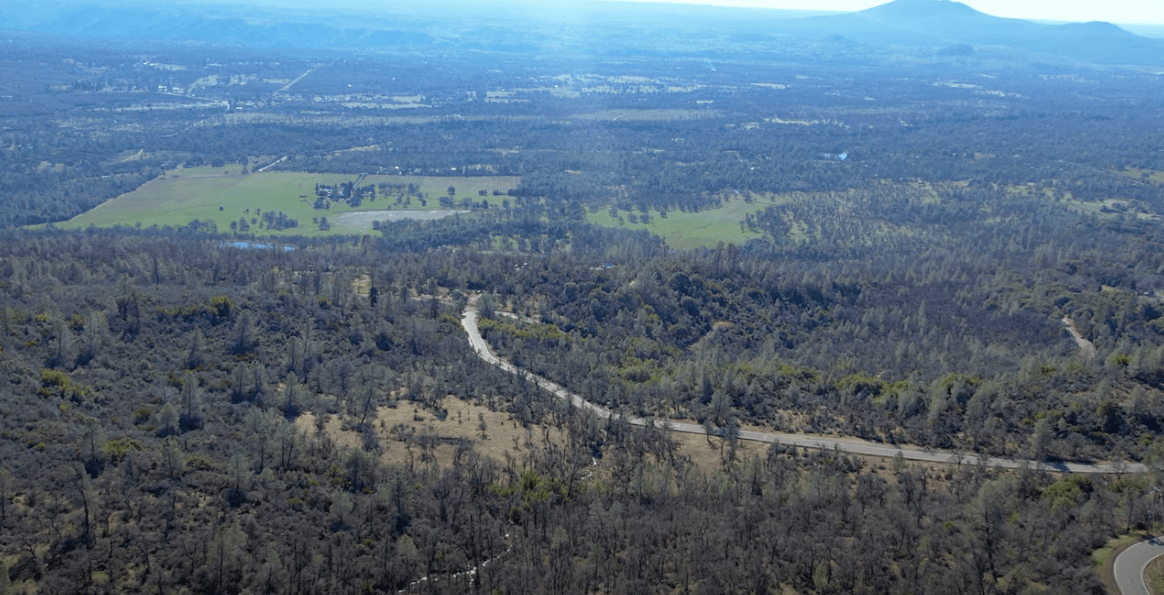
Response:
[1116, 537, 1164, 595]
[460, 296, 1146, 475]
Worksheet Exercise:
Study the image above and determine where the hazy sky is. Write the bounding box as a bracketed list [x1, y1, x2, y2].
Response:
[592, 0, 1164, 25]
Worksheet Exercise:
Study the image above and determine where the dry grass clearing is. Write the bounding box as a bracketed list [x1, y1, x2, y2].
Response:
[298, 396, 567, 471]
[350, 273, 372, 297]
[296, 394, 794, 477]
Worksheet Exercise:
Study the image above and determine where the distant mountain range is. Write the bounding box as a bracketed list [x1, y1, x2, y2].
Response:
[776, 0, 1164, 66]
[2, 0, 1161, 67]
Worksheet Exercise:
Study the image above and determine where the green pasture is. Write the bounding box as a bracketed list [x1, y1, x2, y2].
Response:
[51, 164, 798, 249]
[53, 167, 521, 236]
[587, 194, 784, 250]
[1119, 167, 1164, 184]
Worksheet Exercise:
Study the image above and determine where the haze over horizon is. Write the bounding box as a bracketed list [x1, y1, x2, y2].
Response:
[591, 0, 1164, 25]
[228, 0, 1164, 26]
[51, 0, 1164, 25]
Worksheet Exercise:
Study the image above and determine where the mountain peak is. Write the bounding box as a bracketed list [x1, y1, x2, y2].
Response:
[859, 0, 992, 21]
[786, 0, 1164, 66]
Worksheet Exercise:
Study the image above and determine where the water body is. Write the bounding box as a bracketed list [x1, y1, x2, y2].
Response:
[224, 241, 295, 251]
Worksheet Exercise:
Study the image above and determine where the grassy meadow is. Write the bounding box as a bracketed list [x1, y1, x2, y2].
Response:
[54, 165, 521, 236]
[50, 163, 790, 250]
[586, 193, 787, 250]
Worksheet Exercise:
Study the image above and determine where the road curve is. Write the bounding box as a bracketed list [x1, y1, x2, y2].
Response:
[1115, 537, 1164, 595]
[461, 298, 1145, 474]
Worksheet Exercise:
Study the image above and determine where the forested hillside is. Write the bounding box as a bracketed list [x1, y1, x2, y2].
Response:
[0, 227, 1158, 594]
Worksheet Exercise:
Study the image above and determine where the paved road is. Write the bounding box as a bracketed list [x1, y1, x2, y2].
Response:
[461, 298, 1146, 474]
[1115, 537, 1164, 595]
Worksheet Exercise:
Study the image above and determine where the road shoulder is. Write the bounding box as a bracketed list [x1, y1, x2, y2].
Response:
[1101, 534, 1147, 594]
[1112, 534, 1164, 595]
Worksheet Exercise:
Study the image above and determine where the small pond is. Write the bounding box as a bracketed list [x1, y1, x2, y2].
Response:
[224, 241, 295, 251]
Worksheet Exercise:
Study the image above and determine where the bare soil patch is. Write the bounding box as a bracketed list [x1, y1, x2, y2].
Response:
[1062, 316, 1098, 360]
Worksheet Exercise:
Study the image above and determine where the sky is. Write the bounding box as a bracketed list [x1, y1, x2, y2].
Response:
[591, 0, 1164, 25]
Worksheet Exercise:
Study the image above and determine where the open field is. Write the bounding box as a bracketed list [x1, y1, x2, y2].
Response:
[54, 163, 788, 250]
[1004, 182, 1162, 222]
[51, 167, 520, 236]
[330, 209, 466, 232]
[586, 194, 782, 250]
[299, 392, 958, 489]
[298, 395, 772, 477]
[1060, 196, 1161, 221]
[1119, 168, 1164, 184]
[297, 396, 567, 471]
